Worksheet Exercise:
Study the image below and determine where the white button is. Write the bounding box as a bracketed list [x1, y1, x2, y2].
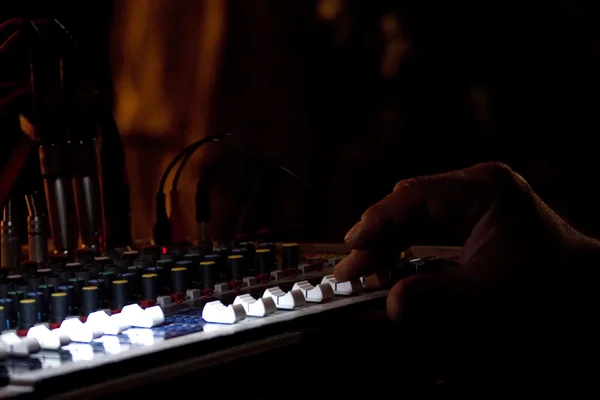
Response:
[321, 274, 362, 295]
[270, 270, 285, 280]
[202, 300, 246, 324]
[243, 276, 257, 286]
[233, 294, 276, 317]
[0, 331, 41, 356]
[262, 286, 305, 310]
[86, 310, 130, 335]
[292, 280, 334, 302]
[214, 282, 229, 293]
[120, 304, 164, 328]
[135, 306, 165, 328]
[186, 289, 202, 299]
[156, 296, 171, 307]
[61, 318, 95, 343]
[27, 325, 70, 350]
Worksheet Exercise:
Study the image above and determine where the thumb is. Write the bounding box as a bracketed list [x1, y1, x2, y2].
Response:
[386, 266, 470, 328]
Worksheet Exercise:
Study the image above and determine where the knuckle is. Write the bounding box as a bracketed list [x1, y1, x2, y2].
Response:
[475, 162, 529, 188]
[361, 204, 387, 225]
[479, 161, 513, 177]
[393, 178, 418, 192]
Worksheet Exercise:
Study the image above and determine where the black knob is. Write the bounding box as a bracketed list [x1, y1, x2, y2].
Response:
[183, 253, 201, 279]
[111, 279, 129, 311]
[142, 245, 161, 260]
[86, 264, 103, 279]
[94, 256, 112, 266]
[48, 262, 63, 273]
[88, 279, 107, 306]
[56, 285, 76, 314]
[36, 268, 52, 277]
[203, 253, 219, 264]
[45, 275, 63, 287]
[184, 252, 201, 264]
[255, 249, 273, 274]
[123, 250, 139, 261]
[115, 258, 131, 270]
[228, 255, 245, 280]
[20, 261, 38, 279]
[49, 254, 68, 267]
[0, 282, 12, 298]
[68, 277, 85, 297]
[7, 274, 24, 286]
[81, 286, 100, 316]
[126, 265, 144, 279]
[76, 248, 95, 264]
[141, 273, 158, 300]
[57, 270, 73, 282]
[104, 264, 121, 275]
[176, 260, 195, 283]
[98, 271, 115, 293]
[119, 272, 138, 297]
[7, 290, 23, 315]
[27, 291, 46, 318]
[18, 299, 37, 331]
[74, 269, 92, 284]
[200, 261, 216, 290]
[26, 276, 44, 289]
[50, 292, 68, 324]
[160, 253, 177, 263]
[239, 242, 255, 268]
[16, 283, 30, 294]
[258, 242, 275, 254]
[65, 262, 82, 271]
[170, 267, 187, 294]
[147, 266, 165, 279]
[282, 243, 299, 269]
[156, 259, 173, 274]
[37, 284, 54, 309]
[133, 258, 149, 269]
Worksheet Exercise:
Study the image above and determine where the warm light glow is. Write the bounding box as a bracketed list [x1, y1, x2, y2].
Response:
[111, 0, 226, 240]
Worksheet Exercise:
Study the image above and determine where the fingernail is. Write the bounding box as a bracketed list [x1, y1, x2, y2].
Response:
[344, 222, 361, 243]
[333, 264, 346, 281]
[333, 254, 348, 280]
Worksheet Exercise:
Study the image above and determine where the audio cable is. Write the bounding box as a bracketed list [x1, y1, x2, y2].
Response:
[153, 134, 221, 246]
[154, 132, 310, 247]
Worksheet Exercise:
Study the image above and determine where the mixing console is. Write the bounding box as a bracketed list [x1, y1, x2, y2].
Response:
[0, 242, 459, 398]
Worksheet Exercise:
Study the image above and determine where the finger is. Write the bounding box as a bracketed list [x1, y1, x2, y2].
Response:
[345, 163, 519, 250]
[333, 249, 397, 281]
[386, 267, 468, 327]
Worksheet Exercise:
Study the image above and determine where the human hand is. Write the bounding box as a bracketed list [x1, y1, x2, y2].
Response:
[334, 162, 599, 378]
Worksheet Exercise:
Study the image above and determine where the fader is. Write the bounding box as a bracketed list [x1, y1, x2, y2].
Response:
[0, 241, 459, 398]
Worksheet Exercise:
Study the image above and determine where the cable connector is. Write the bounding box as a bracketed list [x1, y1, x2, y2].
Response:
[168, 190, 187, 243]
[152, 193, 171, 246]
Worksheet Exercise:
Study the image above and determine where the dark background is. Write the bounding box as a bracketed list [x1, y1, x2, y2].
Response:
[2, 0, 600, 244]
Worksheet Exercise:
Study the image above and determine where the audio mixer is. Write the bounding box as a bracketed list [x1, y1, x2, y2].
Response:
[0, 241, 459, 398]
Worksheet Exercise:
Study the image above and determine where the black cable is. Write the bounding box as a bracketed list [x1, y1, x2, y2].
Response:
[171, 137, 220, 190]
[153, 134, 218, 246]
[172, 132, 309, 192]
[171, 132, 240, 191]
[158, 134, 218, 195]
[51, 19, 76, 46]
[155, 131, 311, 245]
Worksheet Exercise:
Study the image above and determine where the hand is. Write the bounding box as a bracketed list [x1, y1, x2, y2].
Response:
[334, 162, 600, 385]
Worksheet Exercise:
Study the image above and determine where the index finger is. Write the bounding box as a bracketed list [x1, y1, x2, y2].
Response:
[346, 162, 527, 253]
